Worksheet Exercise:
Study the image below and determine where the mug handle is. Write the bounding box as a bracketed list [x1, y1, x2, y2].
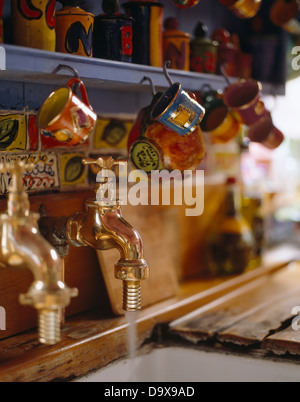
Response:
[66, 78, 92, 109]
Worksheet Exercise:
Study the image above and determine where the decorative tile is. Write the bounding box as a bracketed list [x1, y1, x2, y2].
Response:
[59, 153, 87, 188]
[0, 114, 27, 152]
[94, 117, 133, 150]
[27, 114, 39, 151]
[0, 153, 59, 194]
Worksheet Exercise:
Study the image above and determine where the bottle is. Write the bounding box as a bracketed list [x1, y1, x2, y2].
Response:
[242, 193, 264, 269]
[208, 177, 255, 276]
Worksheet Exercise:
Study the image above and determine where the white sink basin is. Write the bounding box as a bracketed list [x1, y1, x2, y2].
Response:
[75, 346, 300, 382]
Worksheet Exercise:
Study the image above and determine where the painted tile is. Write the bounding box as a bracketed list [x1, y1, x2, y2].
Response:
[27, 114, 39, 151]
[0, 114, 27, 152]
[59, 153, 87, 188]
[94, 117, 133, 150]
[0, 153, 59, 194]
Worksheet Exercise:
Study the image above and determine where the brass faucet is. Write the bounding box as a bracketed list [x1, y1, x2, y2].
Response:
[39, 156, 150, 312]
[0, 161, 78, 345]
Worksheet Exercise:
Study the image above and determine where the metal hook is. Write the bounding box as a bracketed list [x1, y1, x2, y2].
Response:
[140, 76, 157, 97]
[51, 64, 80, 93]
[220, 64, 231, 86]
[163, 61, 174, 86]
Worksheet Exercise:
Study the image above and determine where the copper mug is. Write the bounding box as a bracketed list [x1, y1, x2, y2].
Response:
[247, 112, 284, 150]
[223, 79, 267, 127]
[199, 87, 241, 143]
[37, 78, 97, 146]
[218, 0, 262, 19]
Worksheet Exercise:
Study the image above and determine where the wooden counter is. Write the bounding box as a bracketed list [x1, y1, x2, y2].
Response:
[0, 257, 294, 382]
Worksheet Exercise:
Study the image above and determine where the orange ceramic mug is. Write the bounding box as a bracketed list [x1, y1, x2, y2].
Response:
[37, 77, 97, 146]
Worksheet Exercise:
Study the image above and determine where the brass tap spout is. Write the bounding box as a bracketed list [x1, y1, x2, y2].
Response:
[67, 200, 149, 312]
[41, 156, 149, 313]
[0, 161, 78, 345]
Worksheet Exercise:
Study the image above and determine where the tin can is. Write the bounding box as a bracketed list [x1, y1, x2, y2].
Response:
[163, 17, 190, 71]
[12, 0, 56, 51]
[190, 22, 218, 74]
[123, 1, 164, 67]
[93, 14, 133, 62]
[212, 28, 238, 77]
[56, 6, 94, 57]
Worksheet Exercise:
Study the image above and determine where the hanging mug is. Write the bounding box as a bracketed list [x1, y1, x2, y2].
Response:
[247, 112, 285, 150]
[218, 0, 262, 19]
[128, 77, 205, 172]
[199, 86, 241, 143]
[37, 78, 97, 146]
[172, 0, 200, 8]
[151, 82, 205, 136]
[223, 79, 268, 126]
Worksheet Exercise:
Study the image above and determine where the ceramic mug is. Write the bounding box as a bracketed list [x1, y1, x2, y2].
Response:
[37, 77, 97, 146]
[223, 79, 267, 126]
[247, 112, 285, 150]
[152, 82, 205, 136]
[199, 87, 241, 142]
[172, 0, 200, 9]
[218, 0, 262, 19]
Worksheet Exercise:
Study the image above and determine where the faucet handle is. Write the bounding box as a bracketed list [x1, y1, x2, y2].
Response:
[0, 160, 34, 189]
[82, 156, 127, 172]
[0, 159, 34, 173]
[0, 160, 34, 217]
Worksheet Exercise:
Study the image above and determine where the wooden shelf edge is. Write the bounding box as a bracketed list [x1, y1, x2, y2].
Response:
[0, 45, 285, 95]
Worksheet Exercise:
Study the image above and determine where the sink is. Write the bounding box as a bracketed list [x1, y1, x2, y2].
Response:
[75, 346, 300, 382]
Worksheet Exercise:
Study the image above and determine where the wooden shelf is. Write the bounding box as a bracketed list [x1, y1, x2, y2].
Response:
[0, 44, 285, 95]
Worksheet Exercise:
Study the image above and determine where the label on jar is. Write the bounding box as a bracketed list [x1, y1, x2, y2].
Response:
[130, 139, 163, 173]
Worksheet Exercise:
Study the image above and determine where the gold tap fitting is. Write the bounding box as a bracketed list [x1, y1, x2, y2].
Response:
[0, 160, 34, 217]
[115, 261, 149, 311]
[82, 156, 150, 313]
[0, 160, 78, 345]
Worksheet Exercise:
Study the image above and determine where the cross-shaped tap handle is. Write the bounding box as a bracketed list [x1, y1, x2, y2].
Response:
[0, 160, 35, 217]
[0, 160, 34, 192]
[82, 156, 127, 171]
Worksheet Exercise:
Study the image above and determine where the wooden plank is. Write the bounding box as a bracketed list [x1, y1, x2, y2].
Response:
[262, 327, 300, 356]
[170, 262, 300, 343]
[218, 290, 300, 346]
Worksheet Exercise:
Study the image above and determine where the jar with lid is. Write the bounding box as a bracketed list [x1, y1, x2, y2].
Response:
[163, 17, 190, 71]
[12, 0, 56, 51]
[190, 22, 218, 74]
[56, 0, 94, 57]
